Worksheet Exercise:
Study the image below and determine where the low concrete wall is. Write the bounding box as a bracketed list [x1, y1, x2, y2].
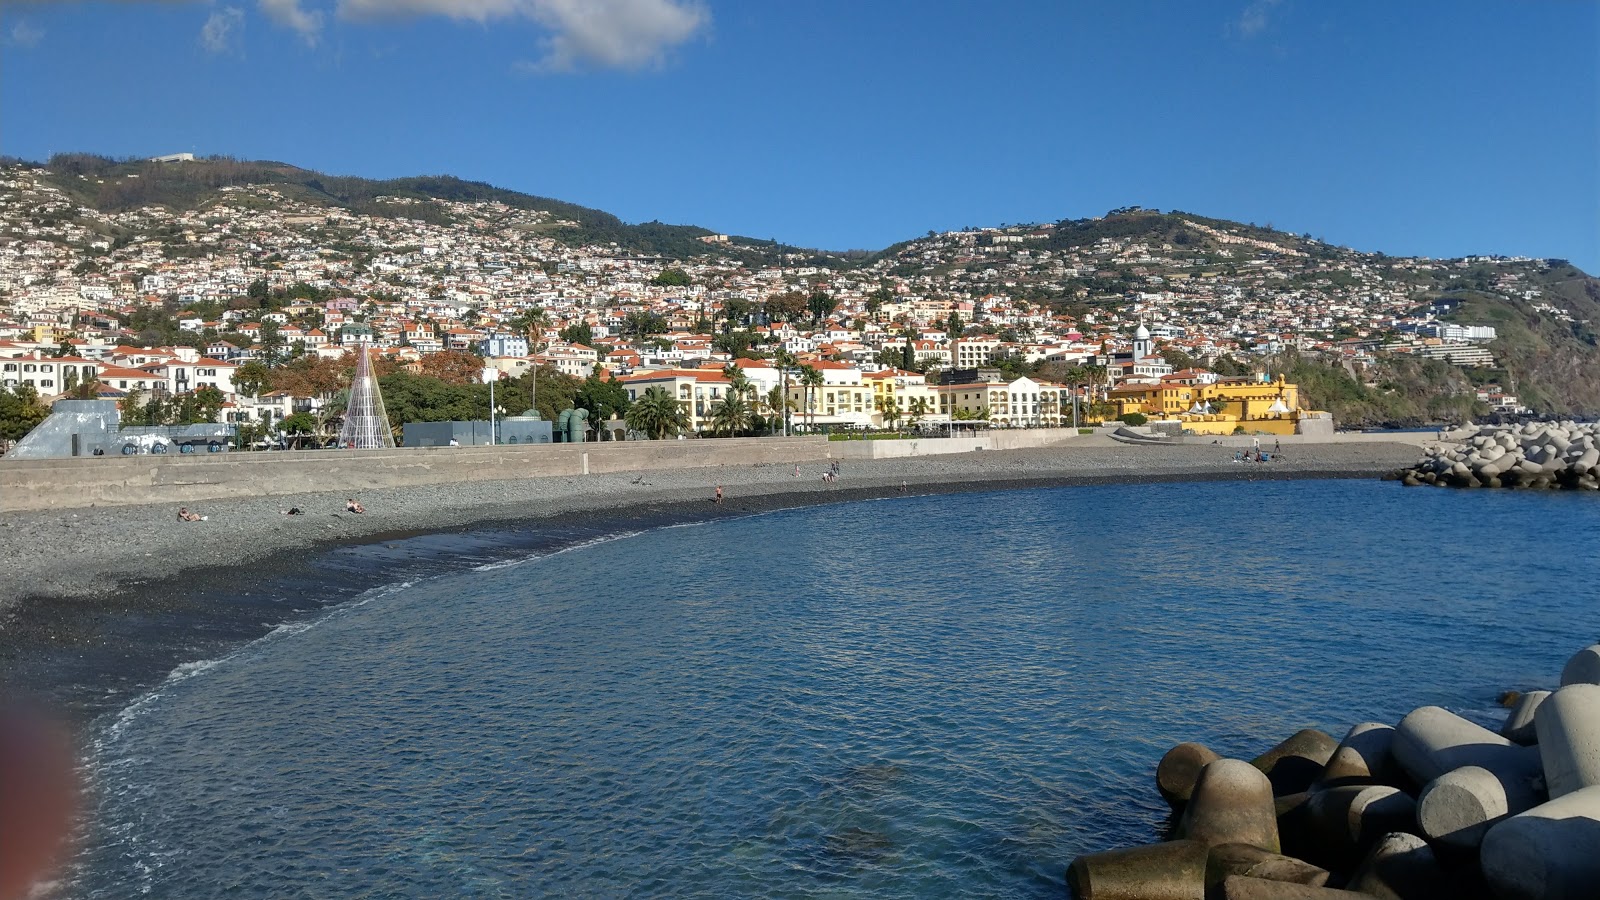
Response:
[0, 436, 832, 512]
[829, 428, 1089, 460]
[830, 437, 989, 460]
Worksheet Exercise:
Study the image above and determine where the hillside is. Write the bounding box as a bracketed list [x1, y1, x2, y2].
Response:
[2, 154, 1595, 425]
[22, 153, 779, 263]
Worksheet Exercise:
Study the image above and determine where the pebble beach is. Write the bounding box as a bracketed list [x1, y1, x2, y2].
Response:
[0, 441, 1425, 610]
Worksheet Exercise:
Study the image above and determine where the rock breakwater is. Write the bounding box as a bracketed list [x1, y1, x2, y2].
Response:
[1067, 642, 1600, 899]
[1399, 422, 1600, 490]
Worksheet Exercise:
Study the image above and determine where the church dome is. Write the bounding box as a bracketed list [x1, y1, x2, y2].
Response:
[1134, 323, 1151, 340]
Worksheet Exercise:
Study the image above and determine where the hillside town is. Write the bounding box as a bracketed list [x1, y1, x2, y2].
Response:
[1, 159, 1581, 448]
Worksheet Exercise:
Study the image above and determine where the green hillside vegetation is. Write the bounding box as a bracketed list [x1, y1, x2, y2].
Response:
[27, 154, 772, 262]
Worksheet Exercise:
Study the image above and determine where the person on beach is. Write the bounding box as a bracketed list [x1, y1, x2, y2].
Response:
[1274, 438, 1281, 455]
[346, 498, 365, 514]
[714, 486, 723, 504]
[899, 481, 908, 493]
[793, 465, 800, 477]
[281, 507, 303, 516]
[177, 507, 204, 522]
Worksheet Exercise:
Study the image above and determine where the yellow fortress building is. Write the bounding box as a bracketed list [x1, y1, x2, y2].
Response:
[1107, 373, 1333, 436]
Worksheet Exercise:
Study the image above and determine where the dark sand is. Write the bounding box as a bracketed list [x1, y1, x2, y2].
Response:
[0, 441, 1422, 724]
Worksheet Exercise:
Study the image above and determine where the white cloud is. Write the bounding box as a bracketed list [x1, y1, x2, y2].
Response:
[200, 6, 243, 53]
[259, 0, 322, 44]
[7, 19, 45, 47]
[1232, 0, 1281, 39]
[339, 0, 709, 71]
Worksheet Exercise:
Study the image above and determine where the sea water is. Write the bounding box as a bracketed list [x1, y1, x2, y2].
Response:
[64, 480, 1600, 898]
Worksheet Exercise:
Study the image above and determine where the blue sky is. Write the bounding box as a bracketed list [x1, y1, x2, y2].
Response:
[1, 0, 1596, 270]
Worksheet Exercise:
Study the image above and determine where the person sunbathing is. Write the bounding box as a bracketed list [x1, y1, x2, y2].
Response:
[346, 499, 366, 514]
[177, 507, 205, 522]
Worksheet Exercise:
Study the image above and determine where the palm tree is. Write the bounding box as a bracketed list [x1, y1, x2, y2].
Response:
[508, 306, 550, 414]
[709, 393, 753, 437]
[624, 385, 689, 439]
[798, 364, 823, 432]
[722, 363, 753, 404]
[875, 395, 902, 431]
[763, 384, 795, 435]
[908, 397, 930, 431]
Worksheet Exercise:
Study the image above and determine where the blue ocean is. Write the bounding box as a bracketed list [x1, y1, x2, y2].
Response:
[65, 480, 1600, 898]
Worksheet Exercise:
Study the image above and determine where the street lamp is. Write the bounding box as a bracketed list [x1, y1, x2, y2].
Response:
[481, 366, 499, 445]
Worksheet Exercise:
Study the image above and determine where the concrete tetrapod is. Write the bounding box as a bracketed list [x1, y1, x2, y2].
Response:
[1176, 759, 1280, 853]
[1343, 831, 1447, 900]
[1534, 682, 1600, 798]
[1480, 784, 1600, 900]
[1315, 722, 1398, 789]
[1303, 785, 1416, 869]
[1501, 690, 1550, 745]
[1065, 839, 1208, 900]
[1558, 644, 1600, 687]
[1251, 729, 1339, 796]
[1416, 764, 1543, 852]
[1205, 843, 1329, 887]
[1218, 876, 1369, 900]
[1157, 742, 1221, 809]
[1391, 705, 1541, 785]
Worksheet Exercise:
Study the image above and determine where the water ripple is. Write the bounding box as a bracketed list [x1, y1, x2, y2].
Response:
[65, 480, 1600, 898]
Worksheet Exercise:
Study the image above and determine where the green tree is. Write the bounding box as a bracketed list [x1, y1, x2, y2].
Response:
[764, 384, 795, 434]
[709, 393, 754, 437]
[235, 360, 271, 397]
[559, 322, 594, 346]
[621, 310, 668, 340]
[278, 412, 318, 449]
[652, 267, 692, 287]
[55, 339, 75, 358]
[259, 320, 286, 367]
[574, 370, 631, 438]
[876, 395, 902, 430]
[946, 311, 964, 344]
[798, 364, 824, 430]
[624, 385, 689, 439]
[807, 291, 838, 323]
[721, 297, 752, 333]
[0, 383, 50, 442]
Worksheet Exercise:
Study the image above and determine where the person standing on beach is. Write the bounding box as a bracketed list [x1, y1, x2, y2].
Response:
[714, 486, 723, 504]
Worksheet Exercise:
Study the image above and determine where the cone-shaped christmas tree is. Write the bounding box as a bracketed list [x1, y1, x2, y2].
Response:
[338, 343, 395, 449]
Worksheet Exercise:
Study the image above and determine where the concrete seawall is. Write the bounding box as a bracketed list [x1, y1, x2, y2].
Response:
[0, 436, 833, 512]
[0, 429, 1440, 513]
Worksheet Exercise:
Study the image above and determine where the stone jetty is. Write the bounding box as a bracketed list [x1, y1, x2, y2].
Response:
[1398, 422, 1600, 490]
[1067, 643, 1600, 899]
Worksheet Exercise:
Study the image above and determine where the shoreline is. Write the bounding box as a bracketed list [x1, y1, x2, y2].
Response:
[0, 442, 1423, 727]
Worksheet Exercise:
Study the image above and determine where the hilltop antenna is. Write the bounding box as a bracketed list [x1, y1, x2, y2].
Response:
[338, 342, 395, 449]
